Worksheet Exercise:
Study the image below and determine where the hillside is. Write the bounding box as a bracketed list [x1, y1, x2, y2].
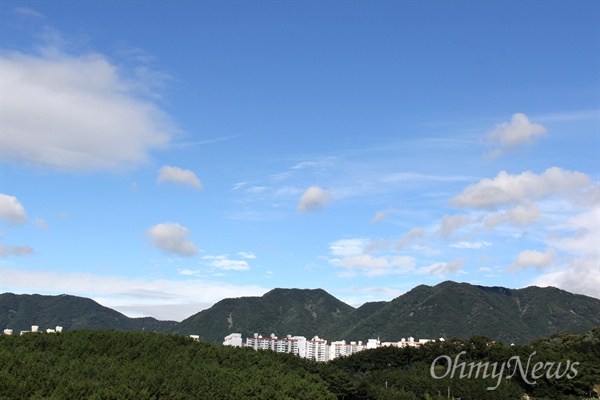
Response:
[334, 281, 600, 344]
[174, 288, 355, 342]
[1, 328, 598, 399]
[0, 293, 177, 333]
[3, 281, 600, 344]
[174, 282, 600, 344]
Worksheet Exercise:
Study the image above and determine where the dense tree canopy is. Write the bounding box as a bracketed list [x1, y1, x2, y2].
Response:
[0, 328, 598, 399]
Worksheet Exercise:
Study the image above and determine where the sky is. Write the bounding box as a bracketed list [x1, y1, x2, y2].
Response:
[0, 1, 599, 322]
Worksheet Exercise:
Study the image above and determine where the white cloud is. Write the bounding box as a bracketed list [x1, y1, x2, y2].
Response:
[508, 248, 556, 271]
[450, 167, 591, 209]
[450, 241, 492, 249]
[1, 49, 174, 172]
[485, 113, 546, 158]
[485, 202, 541, 228]
[330, 238, 369, 256]
[297, 186, 332, 212]
[237, 252, 256, 259]
[0, 244, 34, 257]
[416, 258, 466, 278]
[0, 194, 27, 224]
[531, 206, 600, 299]
[532, 255, 599, 300]
[157, 166, 203, 189]
[146, 222, 198, 256]
[202, 254, 250, 271]
[0, 267, 268, 321]
[291, 159, 335, 170]
[178, 269, 201, 276]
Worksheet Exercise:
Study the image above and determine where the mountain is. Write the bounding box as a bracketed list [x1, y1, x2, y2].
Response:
[3, 281, 599, 344]
[174, 288, 355, 342]
[0, 293, 178, 333]
[331, 281, 600, 344]
[174, 281, 600, 344]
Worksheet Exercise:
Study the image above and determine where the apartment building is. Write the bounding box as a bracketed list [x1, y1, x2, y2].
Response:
[245, 333, 309, 359]
[224, 332, 436, 362]
[381, 336, 440, 348]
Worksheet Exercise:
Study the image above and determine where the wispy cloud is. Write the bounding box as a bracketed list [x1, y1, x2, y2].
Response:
[173, 134, 241, 148]
[237, 252, 256, 259]
[450, 241, 492, 249]
[416, 258, 467, 278]
[0, 244, 34, 257]
[13, 7, 44, 18]
[202, 254, 251, 271]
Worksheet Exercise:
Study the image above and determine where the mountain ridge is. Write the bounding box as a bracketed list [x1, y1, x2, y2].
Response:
[0, 292, 177, 333]
[2, 281, 599, 345]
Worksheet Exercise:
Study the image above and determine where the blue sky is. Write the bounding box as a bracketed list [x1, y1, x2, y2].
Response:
[1, 1, 598, 321]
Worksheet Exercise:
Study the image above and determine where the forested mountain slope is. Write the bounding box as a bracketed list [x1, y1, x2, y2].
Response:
[0, 293, 177, 333]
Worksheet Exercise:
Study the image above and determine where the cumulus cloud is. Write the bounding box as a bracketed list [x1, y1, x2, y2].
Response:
[485, 113, 547, 158]
[532, 255, 599, 300]
[485, 202, 541, 228]
[0, 267, 268, 321]
[450, 167, 591, 209]
[202, 254, 250, 271]
[531, 206, 600, 299]
[1, 49, 174, 172]
[0, 244, 34, 257]
[146, 222, 198, 256]
[297, 186, 332, 212]
[416, 258, 466, 277]
[508, 248, 557, 271]
[0, 194, 27, 224]
[157, 166, 203, 189]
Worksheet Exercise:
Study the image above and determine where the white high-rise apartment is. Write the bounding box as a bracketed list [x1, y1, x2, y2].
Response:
[223, 333, 243, 347]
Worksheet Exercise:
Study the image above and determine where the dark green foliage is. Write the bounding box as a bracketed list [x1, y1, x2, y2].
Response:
[0, 330, 335, 399]
[0, 293, 177, 333]
[324, 328, 600, 400]
[0, 328, 598, 399]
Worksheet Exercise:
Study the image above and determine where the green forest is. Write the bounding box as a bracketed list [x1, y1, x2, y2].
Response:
[0, 328, 598, 399]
